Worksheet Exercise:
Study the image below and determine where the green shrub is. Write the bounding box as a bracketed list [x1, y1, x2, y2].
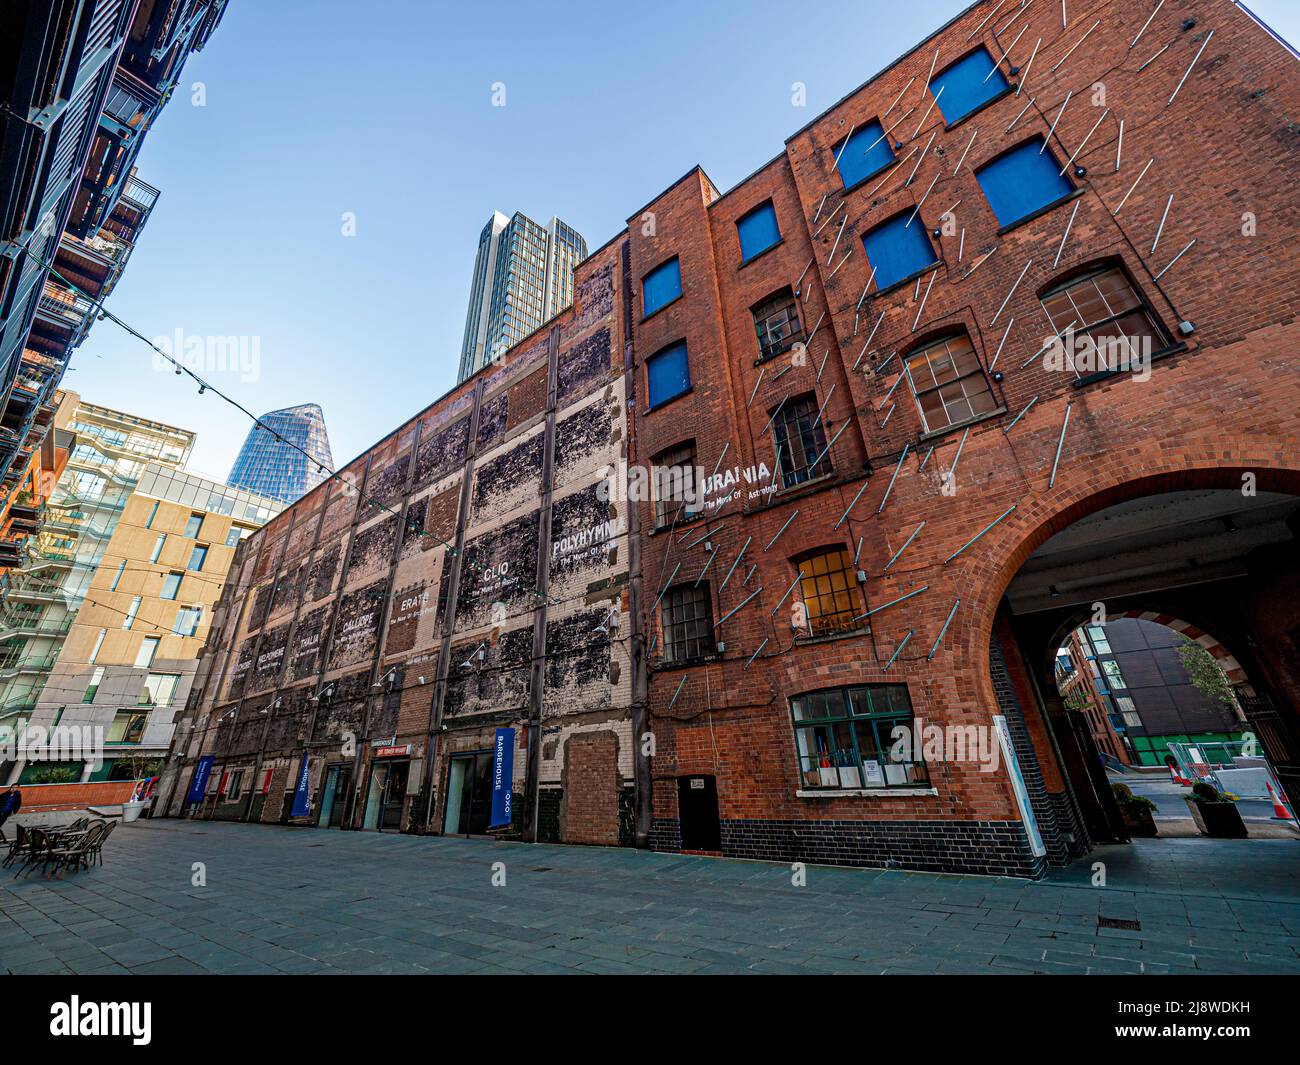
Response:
[1112, 782, 1156, 811]
[1190, 780, 1226, 804]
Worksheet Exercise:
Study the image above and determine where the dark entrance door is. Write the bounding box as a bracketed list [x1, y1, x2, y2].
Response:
[444, 752, 493, 836]
[677, 775, 721, 851]
[321, 764, 351, 827]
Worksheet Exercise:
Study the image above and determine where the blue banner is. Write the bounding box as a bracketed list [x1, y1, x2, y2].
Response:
[489, 727, 515, 828]
[186, 756, 214, 803]
[290, 753, 312, 817]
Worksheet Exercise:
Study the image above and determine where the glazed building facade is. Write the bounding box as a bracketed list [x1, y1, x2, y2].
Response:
[167, 0, 1300, 878]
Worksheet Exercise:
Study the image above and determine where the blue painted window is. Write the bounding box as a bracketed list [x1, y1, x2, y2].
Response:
[835, 120, 895, 188]
[861, 214, 938, 291]
[646, 341, 691, 409]
[930, 48, 1009, 124]
[642, 258, 682, 317]
[976, 139, 1074, 227]
[737, 201, 781, 262]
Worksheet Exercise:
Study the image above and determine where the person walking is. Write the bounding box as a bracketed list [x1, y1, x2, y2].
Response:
[0, 784, 21, 831]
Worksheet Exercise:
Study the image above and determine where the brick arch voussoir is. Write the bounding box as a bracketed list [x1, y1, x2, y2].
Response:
[957, 435, 1300, 712]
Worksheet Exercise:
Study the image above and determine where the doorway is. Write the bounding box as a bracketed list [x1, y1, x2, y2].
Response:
[677, 774, 721, 851]
[318, 764, 352, 828]
[443, 751, 493, 836]
[363, 759, 409, 831]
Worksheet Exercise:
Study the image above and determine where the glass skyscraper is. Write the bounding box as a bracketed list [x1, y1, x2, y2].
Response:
[226, 404, 333, 505]
[457, 210, 588, 382]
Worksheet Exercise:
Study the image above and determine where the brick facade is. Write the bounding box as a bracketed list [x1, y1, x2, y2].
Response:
[165, 0, 1300, 878]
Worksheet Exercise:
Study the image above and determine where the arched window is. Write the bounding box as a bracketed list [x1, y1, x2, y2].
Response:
[1039, 266, 1168, 376]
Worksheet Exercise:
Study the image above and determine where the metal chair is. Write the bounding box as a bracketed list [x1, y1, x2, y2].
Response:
[11, 827, 51, 878]
[46, 822, 104, 877]
[1, 824, 28, 867]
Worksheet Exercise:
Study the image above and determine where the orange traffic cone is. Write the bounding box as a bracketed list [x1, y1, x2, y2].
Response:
[1168, 764, 1190, 787]
[1266, 781, 1295, 821]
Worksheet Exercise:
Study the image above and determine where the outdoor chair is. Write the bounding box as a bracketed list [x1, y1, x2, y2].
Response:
[2, 824, 28, 867]
[46, 822, 105, 878]
[88, 820, 115, 866]
[11, 827, 52, 878]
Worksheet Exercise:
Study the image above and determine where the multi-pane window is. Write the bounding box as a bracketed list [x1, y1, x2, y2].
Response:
[906, 334, 998, 432]
[1039, 267, 1167, 372]
[752, 288, 802, 363]
[174, 606, 202, 637]
[140, 672, 180, 707]
[642, 257, 682, 317]
[861, 213, 938, 291]
[737, 201, 781, 262]
[792, 684, 929, 790]
[795, 548, 860, 636]
[652, 442, 699, 529]
[123, 596, 142, 629]
[975, 139, 1074, 227]
[107, 709, 148, 744]
[161, 572, 183, 600]
[646, 340, 691, 408]
[1086, 625, 1111, 654]
[188, 544, 208, 572]
[135, 636, 159, 668]
[184, 513, 204, 538]
[660, 584, 716, 662]
[1101, 660, 1126, 689]
[834, 119, 895, 188]
[930, 47, 1009, 124]
[772, 393, 831, 488]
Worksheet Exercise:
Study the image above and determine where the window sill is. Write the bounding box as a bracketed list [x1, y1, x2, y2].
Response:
[738, 238, 784, 271]
[641, 293, 684, 323]
[873, 261, 941, 300]
[995, 187, 1085, 237]
[942, 83, 1016, 134]
[918, 406, 1006, 443]
[1069, 342, 1188, 389]
[754, 337, 804, 368]
[794, 625, 871, 648]
[840, 158, 900, 199]
[796, 786, 938, 799]
[643, 385, 694, 415]
[652, 653, 721, 673]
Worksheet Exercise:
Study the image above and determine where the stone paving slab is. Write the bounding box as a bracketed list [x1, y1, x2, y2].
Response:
[2, 820, 1297, 974]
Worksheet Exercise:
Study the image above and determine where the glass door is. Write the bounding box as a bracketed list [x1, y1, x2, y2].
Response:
[444, 752, 493, 836]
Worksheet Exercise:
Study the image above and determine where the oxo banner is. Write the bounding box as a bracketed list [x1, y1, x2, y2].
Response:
[490, 727, 514, 828]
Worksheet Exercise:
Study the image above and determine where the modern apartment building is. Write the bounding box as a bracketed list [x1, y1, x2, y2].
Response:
[169, 0, 1300, 878]
[5, 463, 281, 783]
[1055, 627, 1130, 766]
[0, 0, 227, 489]
[0, 395, 195, 763]
[226, 404, 334, 505]
[456, 211, 589, 382]
[1077, 618, 1247, 768]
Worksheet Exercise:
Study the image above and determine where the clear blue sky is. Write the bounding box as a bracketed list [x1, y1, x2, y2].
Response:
[66, 0, 1299, 483]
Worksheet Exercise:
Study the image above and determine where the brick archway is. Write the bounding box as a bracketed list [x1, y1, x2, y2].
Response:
[959, 436, 1300, 714]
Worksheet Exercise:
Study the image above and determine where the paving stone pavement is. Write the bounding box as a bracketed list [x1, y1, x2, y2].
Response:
[2, 820, 1297, 974]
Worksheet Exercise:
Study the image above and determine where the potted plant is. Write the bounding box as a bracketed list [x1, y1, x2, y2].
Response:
[1112, 782, 1158, 838]
[1184, 781, 1247, 838]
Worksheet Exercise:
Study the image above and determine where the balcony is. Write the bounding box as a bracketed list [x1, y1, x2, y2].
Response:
[35, 289, 97, 339]
[0, 653, 59, 679]
[7, 504, 44, 535]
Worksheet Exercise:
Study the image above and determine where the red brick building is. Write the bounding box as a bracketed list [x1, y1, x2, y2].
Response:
[165, 0, 1300, 878]
[628, 0, 1300, 876]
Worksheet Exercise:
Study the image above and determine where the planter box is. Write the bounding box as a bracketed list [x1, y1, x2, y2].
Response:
[1185, 798, 1247, 838]
[1120, 805, 1158, 838]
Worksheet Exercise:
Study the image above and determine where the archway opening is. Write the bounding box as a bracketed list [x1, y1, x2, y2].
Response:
[992, 486, 1300, 866]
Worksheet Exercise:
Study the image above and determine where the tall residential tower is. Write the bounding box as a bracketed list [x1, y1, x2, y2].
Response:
[456, 211, 588, 382]
[226, 405, 333, 506]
